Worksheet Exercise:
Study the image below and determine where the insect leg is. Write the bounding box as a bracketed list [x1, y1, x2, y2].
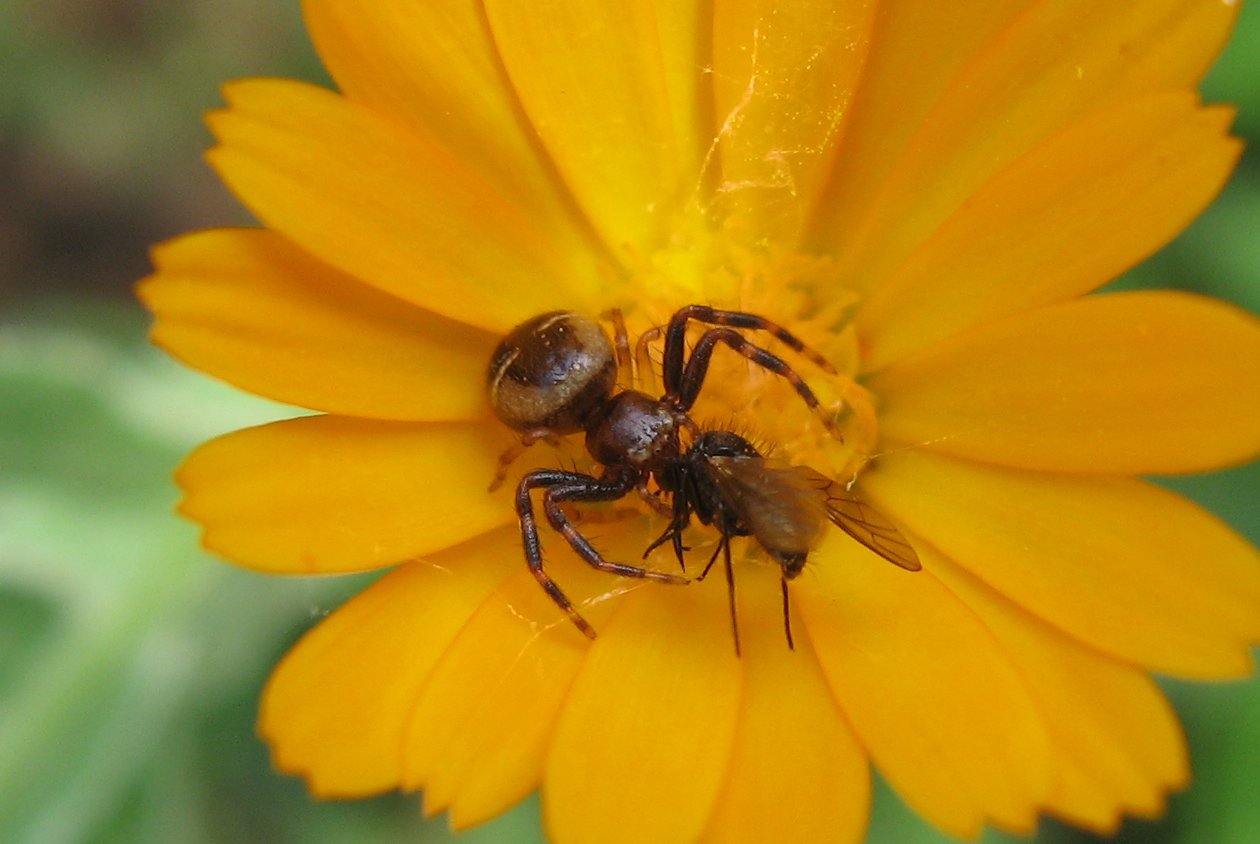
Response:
[782, 577, 795, 651]
[642, 491, 692, 572]
[698, 532, 727, 581]
[721, 533, 741, 657]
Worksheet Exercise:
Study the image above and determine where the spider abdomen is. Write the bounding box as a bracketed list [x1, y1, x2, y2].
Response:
[487, 311, 616, 434]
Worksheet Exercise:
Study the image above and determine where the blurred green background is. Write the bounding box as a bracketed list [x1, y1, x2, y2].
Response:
[1, 2, 1257, 843]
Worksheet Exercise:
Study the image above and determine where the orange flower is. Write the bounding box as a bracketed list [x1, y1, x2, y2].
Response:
[139, 2, 1260, 841]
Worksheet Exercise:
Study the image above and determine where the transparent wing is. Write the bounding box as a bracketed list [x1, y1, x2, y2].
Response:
[706, 456, 922, 572]
[823, 484, 922, 571]
[707, 457, 829, 555]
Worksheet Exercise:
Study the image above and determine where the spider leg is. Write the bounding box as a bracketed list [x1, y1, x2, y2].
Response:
[516, 469, 687, 639]
[600, 308, 634, 384]
[661, 305, 837, 397]
[635, 326, 662, 394]
[489, 429, 559, 491]
[670, 328, 844, 440]
[635, 478, 674, 517]
[545, 475, 688, 584]
[517, 470, 599, 637]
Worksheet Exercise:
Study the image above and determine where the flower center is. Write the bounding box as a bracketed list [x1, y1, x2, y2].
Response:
[617, 221, 881, 486]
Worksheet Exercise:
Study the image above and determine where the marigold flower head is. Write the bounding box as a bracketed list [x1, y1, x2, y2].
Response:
[139, 1, 1260, 842]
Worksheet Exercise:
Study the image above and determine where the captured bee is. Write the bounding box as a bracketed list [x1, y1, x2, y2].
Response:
[487, 306, 842, 640]
[646, 430, 921, 654]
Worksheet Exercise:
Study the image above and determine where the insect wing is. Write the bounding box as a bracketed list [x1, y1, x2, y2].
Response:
[823, 485, 922, 571]
[706, 457, 830, 556]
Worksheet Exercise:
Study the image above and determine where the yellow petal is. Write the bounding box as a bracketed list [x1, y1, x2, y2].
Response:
[650, 0, 710, 196]
[795, 532, 1051, 838]
[699, 565, 870, 844]
[709, 0, 876, 245]
[258, 529, 516, 796]
[545, 573, 741, 844]
[861, 449, 1260, 678]
[857, 94, 1241, 370]
[482, 0, 691, 255]
[301, 0, 602, 275]
[819, 0, 1238, 289]
[403, 567, 587, 828]
[871, 291, 1260, 475]
[140, 228, 495, 420]
[402, 519, 654, 830]
[178, 416, 517, 573]
[929, 544, 1188, 832]
[207, 78, 596, 332]
[807, 0, 1037, 253]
